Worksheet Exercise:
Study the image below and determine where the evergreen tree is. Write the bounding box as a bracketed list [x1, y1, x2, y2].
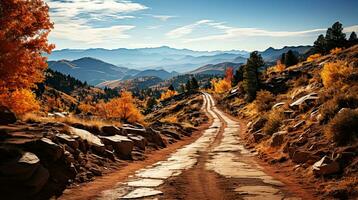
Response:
[313, 34, 327, 54]
[284, 50, 299, 67]
[145, 97, 157, 114]
[243, 51, 264, 102]
[185, 79, 192, 91]
[348, 31, 358, 46]
[168, 84, 175, 91]
[232, 67, 243, 86]
[190, 77, 199, 90]
[325, 21, 346, 49]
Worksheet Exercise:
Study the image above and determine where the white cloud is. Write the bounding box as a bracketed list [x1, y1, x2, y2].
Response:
[146, 14, 176, 21]
[166, 20, 212, 38]
[45, 0, 146, 45]
[344, 25, 358, 33]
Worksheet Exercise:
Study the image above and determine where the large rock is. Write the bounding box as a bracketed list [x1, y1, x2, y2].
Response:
[290, 150, 312, 163]
[121, 126, 146, 136]
[99, 135, 133, 159]
[122, 127, 166, 148]
[69, 127, 105, 155]
[0, 150, 49, 199]
[161, 129, 181, 140]
[24, 138, 63, 162]
[270, 131, 286, 147]
[56, 133, 80, 149]
[312, 156, 340, 176]
[128, 134, 147, 150]
[250, 117, 267, 132]
[289, 92, 319, 109]
[100, 125, 122, 136]
[0, 106, 17, 125]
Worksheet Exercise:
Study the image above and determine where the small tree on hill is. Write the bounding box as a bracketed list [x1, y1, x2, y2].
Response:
[243, 51, 264, 102]
[284, 50, 299, 67]
[348, 31, 358, 46]
[232, 67, 243, 86]
[190, 77, 199, 90]
[168, 84, 175, 91]
[313, 34, 328, 54]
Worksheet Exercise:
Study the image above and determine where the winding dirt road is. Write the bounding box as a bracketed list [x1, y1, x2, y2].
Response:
[95, 93, 306, 200]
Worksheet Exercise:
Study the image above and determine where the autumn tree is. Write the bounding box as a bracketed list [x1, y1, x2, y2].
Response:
[243, 51, 264, 102]
[0, 0, 54, 114]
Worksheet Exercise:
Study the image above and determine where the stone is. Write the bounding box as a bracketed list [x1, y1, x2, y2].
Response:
[270, 131, 286, 147]
[53, 112, 66, 118]
[101, 125, 122, 136]
[252, 132, 265, 142]
[251, 117, 267, 132]
[127, 134, 147, 150]
[290, 92, 319, 109]
[99, 135, 133, 159]
[69, 127, 105, 152]
[0, 106, 17, 125]
[312, 156, 340, 176]
[291, 150, 312, 163]
[272, 102, 285, 109]
[90, 167, 102, 176]
[121, 188, 163, 199]
[121, 126, 146, 136]
[161, 129, 181, 140]
[56, 133, 79, 149]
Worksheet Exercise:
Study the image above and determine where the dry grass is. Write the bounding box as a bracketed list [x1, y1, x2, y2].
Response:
[253, 90, 275, 112]
[306, 53, 322, 62]
[22, 113, 121, 129]
[320, 60, 354, 88]
[325, 108, 358, 146]
[262, 110, 284, 135]
[161, 116, 178, 124]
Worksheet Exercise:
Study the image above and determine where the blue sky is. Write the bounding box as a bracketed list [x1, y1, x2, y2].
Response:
[46, 0, 358, 51]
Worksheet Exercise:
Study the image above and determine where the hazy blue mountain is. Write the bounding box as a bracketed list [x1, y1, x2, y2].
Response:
[48, 46, 249, 72]
[189, 62, 243, 75]
[259, 45, 312, 62]
[133, 69, 179, 80]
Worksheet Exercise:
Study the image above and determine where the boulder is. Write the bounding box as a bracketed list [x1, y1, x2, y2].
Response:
[56, 133, 80, 149]
[128, 134, 147, 150]
[100, 125, 122, 136]
[251, 117, 267, 132]
[270, 131, 286, 147]
[272, 102, 285, 109]
[0, 151, 49, 198]
[69, 127, 105, 152]
[252, 132, 265, 142]
[289, 92, 319, 109]
[0, 106, 17, 125]
[53, 112, 66, 118]
[291, 150, 312, 163]
[122, 126, 146, 136]
[161, 129, 181, 140]
[28, 138, 63, 161]
[99, 135, 133, 159]
[312, 156, 340, 176]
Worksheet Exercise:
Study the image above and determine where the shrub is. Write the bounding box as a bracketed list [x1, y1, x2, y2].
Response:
[306, 53, 322, 62]
[78, 103, 95, 114]
[325, 109, 358, 146]
[320, 94, 358, 124]
[160, 90, 178, 101]
[330, 47, 343, 54]
[320, 60, 354, 88]
[262, 111, 284, 135]
[0, 89, 40, 115]
[254, 90, 275, 112]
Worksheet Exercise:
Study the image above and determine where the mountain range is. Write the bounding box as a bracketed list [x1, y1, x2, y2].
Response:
[47, 45, 312, 86]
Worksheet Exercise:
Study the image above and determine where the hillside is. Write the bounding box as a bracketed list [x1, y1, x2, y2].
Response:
[215, 45, 358, 198]
[260, 45, 312, 63]
[189, 62, 243, 75]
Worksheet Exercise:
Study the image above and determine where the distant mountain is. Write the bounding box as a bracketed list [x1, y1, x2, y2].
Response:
[96, 76, 163, 90]
[189, 62, 243, 75]
[48, 46, 249, 72]
[48, 57, 128, 85]
[133, 69, 179, 80]
[260, 45, 312, 62]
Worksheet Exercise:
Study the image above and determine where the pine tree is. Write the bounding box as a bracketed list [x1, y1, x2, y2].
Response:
[168, 84, 175, 91]
[348, 31, 358, 46]
[185, 79, 192, 91]
[325, 21, 346, 49]
[190, 77, 199, 90]
[232, 67, 243, 86]
[284, 50, 299, 67]
[313, 34, 328, 54]
[243, 51, 264, 102]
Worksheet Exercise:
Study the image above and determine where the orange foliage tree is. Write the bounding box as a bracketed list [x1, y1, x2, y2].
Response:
[0, 0, 54, 115]
[0, 89, 40, 115]
[306, 53, 322, 62]
[211, 67, 233, 93]
[160, 90, 178, 101]
[95, 91, 143, 123]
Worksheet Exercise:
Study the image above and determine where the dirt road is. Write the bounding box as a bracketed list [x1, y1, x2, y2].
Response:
[94, 93, 308, 200]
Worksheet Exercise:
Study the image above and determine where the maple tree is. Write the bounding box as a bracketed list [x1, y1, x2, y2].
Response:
[0, 0, 54, 114]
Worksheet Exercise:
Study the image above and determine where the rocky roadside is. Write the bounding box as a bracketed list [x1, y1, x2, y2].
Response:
[0, 93, 208, 200]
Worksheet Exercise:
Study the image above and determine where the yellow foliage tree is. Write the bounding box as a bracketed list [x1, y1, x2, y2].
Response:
[306, 53, 322, 62]
[95, 91, 143, 123]
[78, 103, 95, 114]
[211, 78, 231, 94]
[320, 60, 354, 88]
[0, 89, 40, 115]
[160, 90, 178, 101]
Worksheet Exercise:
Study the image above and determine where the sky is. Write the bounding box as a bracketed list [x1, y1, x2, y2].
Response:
[45, 0, 358, 51]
